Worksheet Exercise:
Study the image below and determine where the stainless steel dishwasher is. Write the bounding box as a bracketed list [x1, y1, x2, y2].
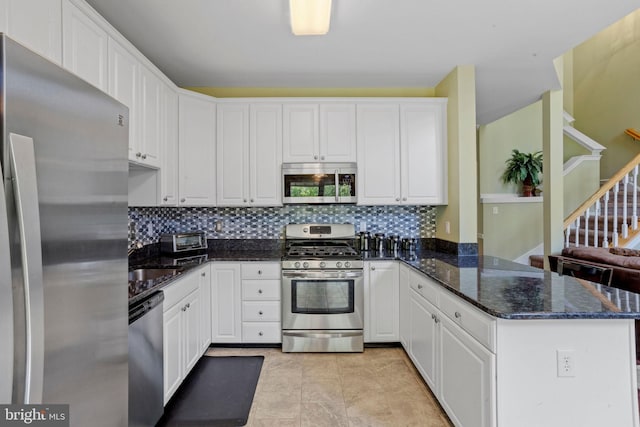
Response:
[129, 291, 164, 427]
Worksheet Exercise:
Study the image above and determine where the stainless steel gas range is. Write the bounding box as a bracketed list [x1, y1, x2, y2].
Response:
[281, 223, 364, 352]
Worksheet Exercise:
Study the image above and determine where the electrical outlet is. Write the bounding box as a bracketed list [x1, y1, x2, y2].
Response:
[557, 350, 576, 377]
[492, 206, 499, 215]
[445, 221, 451, 234]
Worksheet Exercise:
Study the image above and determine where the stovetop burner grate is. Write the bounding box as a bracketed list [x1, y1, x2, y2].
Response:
[286, 242, 359, 258]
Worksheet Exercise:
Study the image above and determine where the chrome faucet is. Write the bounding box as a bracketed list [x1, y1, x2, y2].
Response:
[128, 241, 143, 257]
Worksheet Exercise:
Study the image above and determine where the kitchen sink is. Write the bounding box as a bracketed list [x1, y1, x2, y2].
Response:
[128, 268, 183, 282]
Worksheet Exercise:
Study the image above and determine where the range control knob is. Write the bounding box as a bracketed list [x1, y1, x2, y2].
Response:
[303, 227, 309, 233]
[319, 261, 326, 268]
[344, 261, 351, 268]
[294, 262, 301, 268]
[303, 262, 309, 269]
[336, 262, 343, 268]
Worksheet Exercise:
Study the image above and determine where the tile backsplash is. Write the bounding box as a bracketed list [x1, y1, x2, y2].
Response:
[129, 205, 436, 245]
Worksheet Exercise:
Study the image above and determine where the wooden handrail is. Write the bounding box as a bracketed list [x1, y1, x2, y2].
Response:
[625, 128, 640, 141]
[564, 150, 640, 228]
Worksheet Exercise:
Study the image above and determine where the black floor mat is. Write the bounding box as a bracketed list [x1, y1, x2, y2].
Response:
[157, 356, 264, 427]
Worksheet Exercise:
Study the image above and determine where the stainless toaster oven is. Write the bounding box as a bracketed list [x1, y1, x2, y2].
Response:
[160, 232, 207, 253]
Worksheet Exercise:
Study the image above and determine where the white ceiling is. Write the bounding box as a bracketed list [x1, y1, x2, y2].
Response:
[84, 0, 639, 124]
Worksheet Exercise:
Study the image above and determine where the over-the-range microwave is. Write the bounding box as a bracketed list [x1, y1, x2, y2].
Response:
[282, 162, 357, 204]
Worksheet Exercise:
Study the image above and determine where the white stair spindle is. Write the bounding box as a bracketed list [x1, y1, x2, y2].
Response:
[622, 174, 629, 238]
[565, 223, 571, 247]
[584, 206, 590, 247]
[633, 165, 638, 230]
[613, 182, 619, 247]
[594, 200, 600, 247]
[575, 216, 580, 247]
[603, 191, 610, 248]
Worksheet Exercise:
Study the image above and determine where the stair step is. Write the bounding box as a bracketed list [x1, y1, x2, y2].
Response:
[529, 255, 544, 269]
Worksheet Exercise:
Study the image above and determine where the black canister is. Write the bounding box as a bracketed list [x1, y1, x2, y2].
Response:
[373, 233, 385, 252]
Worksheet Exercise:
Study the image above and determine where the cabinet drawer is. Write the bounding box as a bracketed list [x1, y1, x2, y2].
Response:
[439, 290, 496, 352]
[241, 262, 281, 279]
[242, 322, 281, 342]
[242, 301, 281, 322]
[241, 280, 281, 300]
[162, 271, 199, 311]
[409, 270, 439, 307]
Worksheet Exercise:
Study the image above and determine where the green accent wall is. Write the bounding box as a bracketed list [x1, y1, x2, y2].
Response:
[435, 65, 478, 244]
[482, 202, 542, 260]
[184, 87, 436, 98]
[573, 8, 640, 179]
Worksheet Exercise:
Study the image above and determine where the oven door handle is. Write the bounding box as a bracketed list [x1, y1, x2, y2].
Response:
[282, 331, 363, 339]
[282, 271, 363, 279]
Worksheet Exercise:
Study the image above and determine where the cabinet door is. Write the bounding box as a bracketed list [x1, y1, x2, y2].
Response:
[139, 66, 162, 168]
[107, 39, 139, 162]
[356, 104, 401, 205]
[211, 263, 242, 343]
[5, 0, 62, 64]
[366, 261, 399, 343]
[400, 103, 447, 204]
[198, 265, 212, 353]
[217, 103, 249, 206]
[62, 0, 108, 91]
[399, 264, 410, 349]
[320, 103, 356, 162]
[183, 288, 201, 375]
[250, 104, 282, 206]
[178, 93, 216, 206]
[163, 302, 183, 404]
[409, 290, 438, 391]
[283, 103, 318, 162]
[439, 315, 495, 427]
[159, 87, 178, 205]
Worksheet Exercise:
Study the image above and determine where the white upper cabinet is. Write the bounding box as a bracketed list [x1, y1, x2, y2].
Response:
[357, 104, 401, 205]
[319, 103, 357, 162]
[178, 91, 216, 206]
[357, 100, 447, 205]
[159, 87, 178, 205]
[62, 0, 108, 91]
[400, 103, 447, 205]
[283, 103, 356, 163]
[138, 65, 162, 168]
[217, 103, 282, 207]
[107, 39, 139, 161]
[1, 0, 62, 64]
[249, 104, 283, 206]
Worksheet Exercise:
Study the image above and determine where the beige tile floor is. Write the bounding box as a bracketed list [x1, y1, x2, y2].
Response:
[204, 346, 453, 427]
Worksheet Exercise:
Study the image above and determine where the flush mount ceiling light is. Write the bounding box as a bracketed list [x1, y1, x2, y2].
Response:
[289, 0, 332, 36]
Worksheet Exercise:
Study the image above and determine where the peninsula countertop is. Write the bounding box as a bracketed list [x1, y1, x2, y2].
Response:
[129, 240, 640, 320]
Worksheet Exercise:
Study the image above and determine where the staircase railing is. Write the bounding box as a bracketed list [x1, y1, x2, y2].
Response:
[564, 151, 640, 248]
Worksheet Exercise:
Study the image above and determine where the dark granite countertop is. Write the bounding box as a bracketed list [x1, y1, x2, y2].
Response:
[129, 240, 640, 320]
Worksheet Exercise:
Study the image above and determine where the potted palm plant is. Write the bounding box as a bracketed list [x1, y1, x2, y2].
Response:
[501, 149, 543, 197]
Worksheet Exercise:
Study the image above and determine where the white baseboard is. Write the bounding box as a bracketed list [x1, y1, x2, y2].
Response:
[513, 243, 544, 265]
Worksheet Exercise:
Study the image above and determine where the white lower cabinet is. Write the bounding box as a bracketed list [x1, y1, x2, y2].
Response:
[401, 265, 496, 427]
[162, 268, 203, 404]
[240, 262, 281, 343]
[198, 264, 212, 353]
[398, 263, 411, 348]
[210, 262, 242, 343]
[364, 261, 399, 342]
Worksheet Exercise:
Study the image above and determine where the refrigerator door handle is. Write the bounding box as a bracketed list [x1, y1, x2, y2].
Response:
[0, 154, 13, 403]
[9, 133, 44, 404]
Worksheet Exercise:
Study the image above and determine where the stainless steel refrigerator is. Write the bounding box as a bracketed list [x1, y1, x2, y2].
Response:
[0, 35, 129, 426]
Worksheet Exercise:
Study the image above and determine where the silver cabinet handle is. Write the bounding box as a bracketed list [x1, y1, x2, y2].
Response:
[455, 311, 461, 319]
[402, 197, 407, 201]
[180, 198, 186, 203]
[163, 196, 168, 202]
[258, 331, 263, 336]
[135, 152, 142, 158]
[182, 306, 187, 312]
[9, 134, 45, 404]
[258, 270, 262, 275]
[243, 199, 247, 203]
[186, 303, 190, 309]
[201, 272, 206, 277]
[314, 155, 318, 160]
[259, 311, 263, 315]
[250, 199, 254, 203]
[371, 266, 376, 271]
[431, 313, 436, 320]
[321, 155, 325, 160]
[0, 149, 13, 403]
[434, 315, 440, 324]
[141, 154, 147, 159]
[258, 289, 263, 294]
[396, 197, 400, 202]
[417, 284, 423, 289]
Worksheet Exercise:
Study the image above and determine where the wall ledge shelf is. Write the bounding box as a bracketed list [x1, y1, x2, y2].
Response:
[481, 194, 543, 204]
